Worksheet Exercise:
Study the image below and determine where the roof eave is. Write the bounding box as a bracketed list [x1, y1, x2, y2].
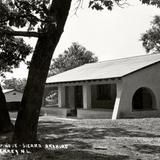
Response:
[45, 77, 122, 86]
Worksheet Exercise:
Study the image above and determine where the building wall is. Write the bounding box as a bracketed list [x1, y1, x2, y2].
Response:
[5, 91, 23, 102]
[118, 63, 160, 118]
[77, 109, 113, 119]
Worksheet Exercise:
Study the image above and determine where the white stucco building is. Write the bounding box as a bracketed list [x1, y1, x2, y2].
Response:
[42, 54, 160, 119]
[3, 89, 23, 102]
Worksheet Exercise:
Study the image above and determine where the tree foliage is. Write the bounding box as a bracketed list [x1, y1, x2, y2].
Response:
[1, 0, 159, 33]
[0, 1, 32, 134]
[0, 0, 32, 75]
[3, 78, 27, 92]
[88, 0, 160, 10]
[0, 36, 32, 73]
[49, 42, 98, 76]
[0, 1, 32, 75]
[0, 0, 50, 32]
[141, 15, 160, 54]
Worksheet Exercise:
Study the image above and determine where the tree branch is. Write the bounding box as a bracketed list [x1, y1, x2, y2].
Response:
[74, 0, 84, 15]
[114, 0, 130, 8]
[0, 30, 43, 38]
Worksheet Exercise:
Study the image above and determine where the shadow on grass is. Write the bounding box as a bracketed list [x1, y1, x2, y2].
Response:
[38, 121, 93, 149]
[38, 121, 160, 142]
[133, 144, 160, 154]
[37, 120, 160, 159]
[35, 150, 129, 160]
[3, 150, 129, 160]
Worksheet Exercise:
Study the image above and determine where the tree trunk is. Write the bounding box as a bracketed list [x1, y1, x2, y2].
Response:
[13, 0, 72, 143]
[0, 86, 14, 133]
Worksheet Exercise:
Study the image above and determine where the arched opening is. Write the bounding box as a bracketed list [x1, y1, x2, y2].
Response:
[132, 87, 156, 110]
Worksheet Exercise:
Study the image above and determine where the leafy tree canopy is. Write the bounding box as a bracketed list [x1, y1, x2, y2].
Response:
[89, 0, 160, 10]
[49, 42, 98, 76]
[0, 1, 33, 75]
[0, 1, 33, 78]
[0, 0, 64, 36]
[1, 0, 159, 35]
[141, 15, 160, 54]
[0, 36, 32, 73]
[2, 78, 27, 92]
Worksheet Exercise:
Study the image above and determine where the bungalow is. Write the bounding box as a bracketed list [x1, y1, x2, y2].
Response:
[3, 89, 23, 102]
[3, 89, 23, 111]
[42, 54, 160, 119]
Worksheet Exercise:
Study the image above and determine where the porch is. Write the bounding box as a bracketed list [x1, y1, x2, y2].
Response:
[42, 80, 122, 119]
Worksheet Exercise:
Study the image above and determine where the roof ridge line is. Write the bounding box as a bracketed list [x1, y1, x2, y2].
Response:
[85, 53, 160, 65]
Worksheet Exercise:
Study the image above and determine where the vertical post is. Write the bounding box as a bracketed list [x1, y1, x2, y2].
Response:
[112, 80, 123, 120]
[83, 85, 91, 109]
[68, 86, 75, 108]
[58, 85, 65, 108]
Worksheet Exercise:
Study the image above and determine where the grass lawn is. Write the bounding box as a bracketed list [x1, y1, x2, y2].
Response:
[1, 115, 160, 160]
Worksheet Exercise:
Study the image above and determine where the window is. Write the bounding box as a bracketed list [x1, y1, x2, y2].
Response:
[97, 84, 111, 100]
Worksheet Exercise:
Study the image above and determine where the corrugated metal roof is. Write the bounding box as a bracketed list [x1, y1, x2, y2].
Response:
[46, 54, 160, 84]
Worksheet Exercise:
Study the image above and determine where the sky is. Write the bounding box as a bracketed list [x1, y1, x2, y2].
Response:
[4, 0, 160, 79]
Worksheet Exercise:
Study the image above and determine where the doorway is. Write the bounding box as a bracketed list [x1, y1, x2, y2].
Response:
[70, 86, 83, 116]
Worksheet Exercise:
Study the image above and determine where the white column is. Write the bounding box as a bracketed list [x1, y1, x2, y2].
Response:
[58, 85, 65, 108]
[83, 85, 91, 109]
[68, 86, 75, 108]
[112, 80, 123, 120]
